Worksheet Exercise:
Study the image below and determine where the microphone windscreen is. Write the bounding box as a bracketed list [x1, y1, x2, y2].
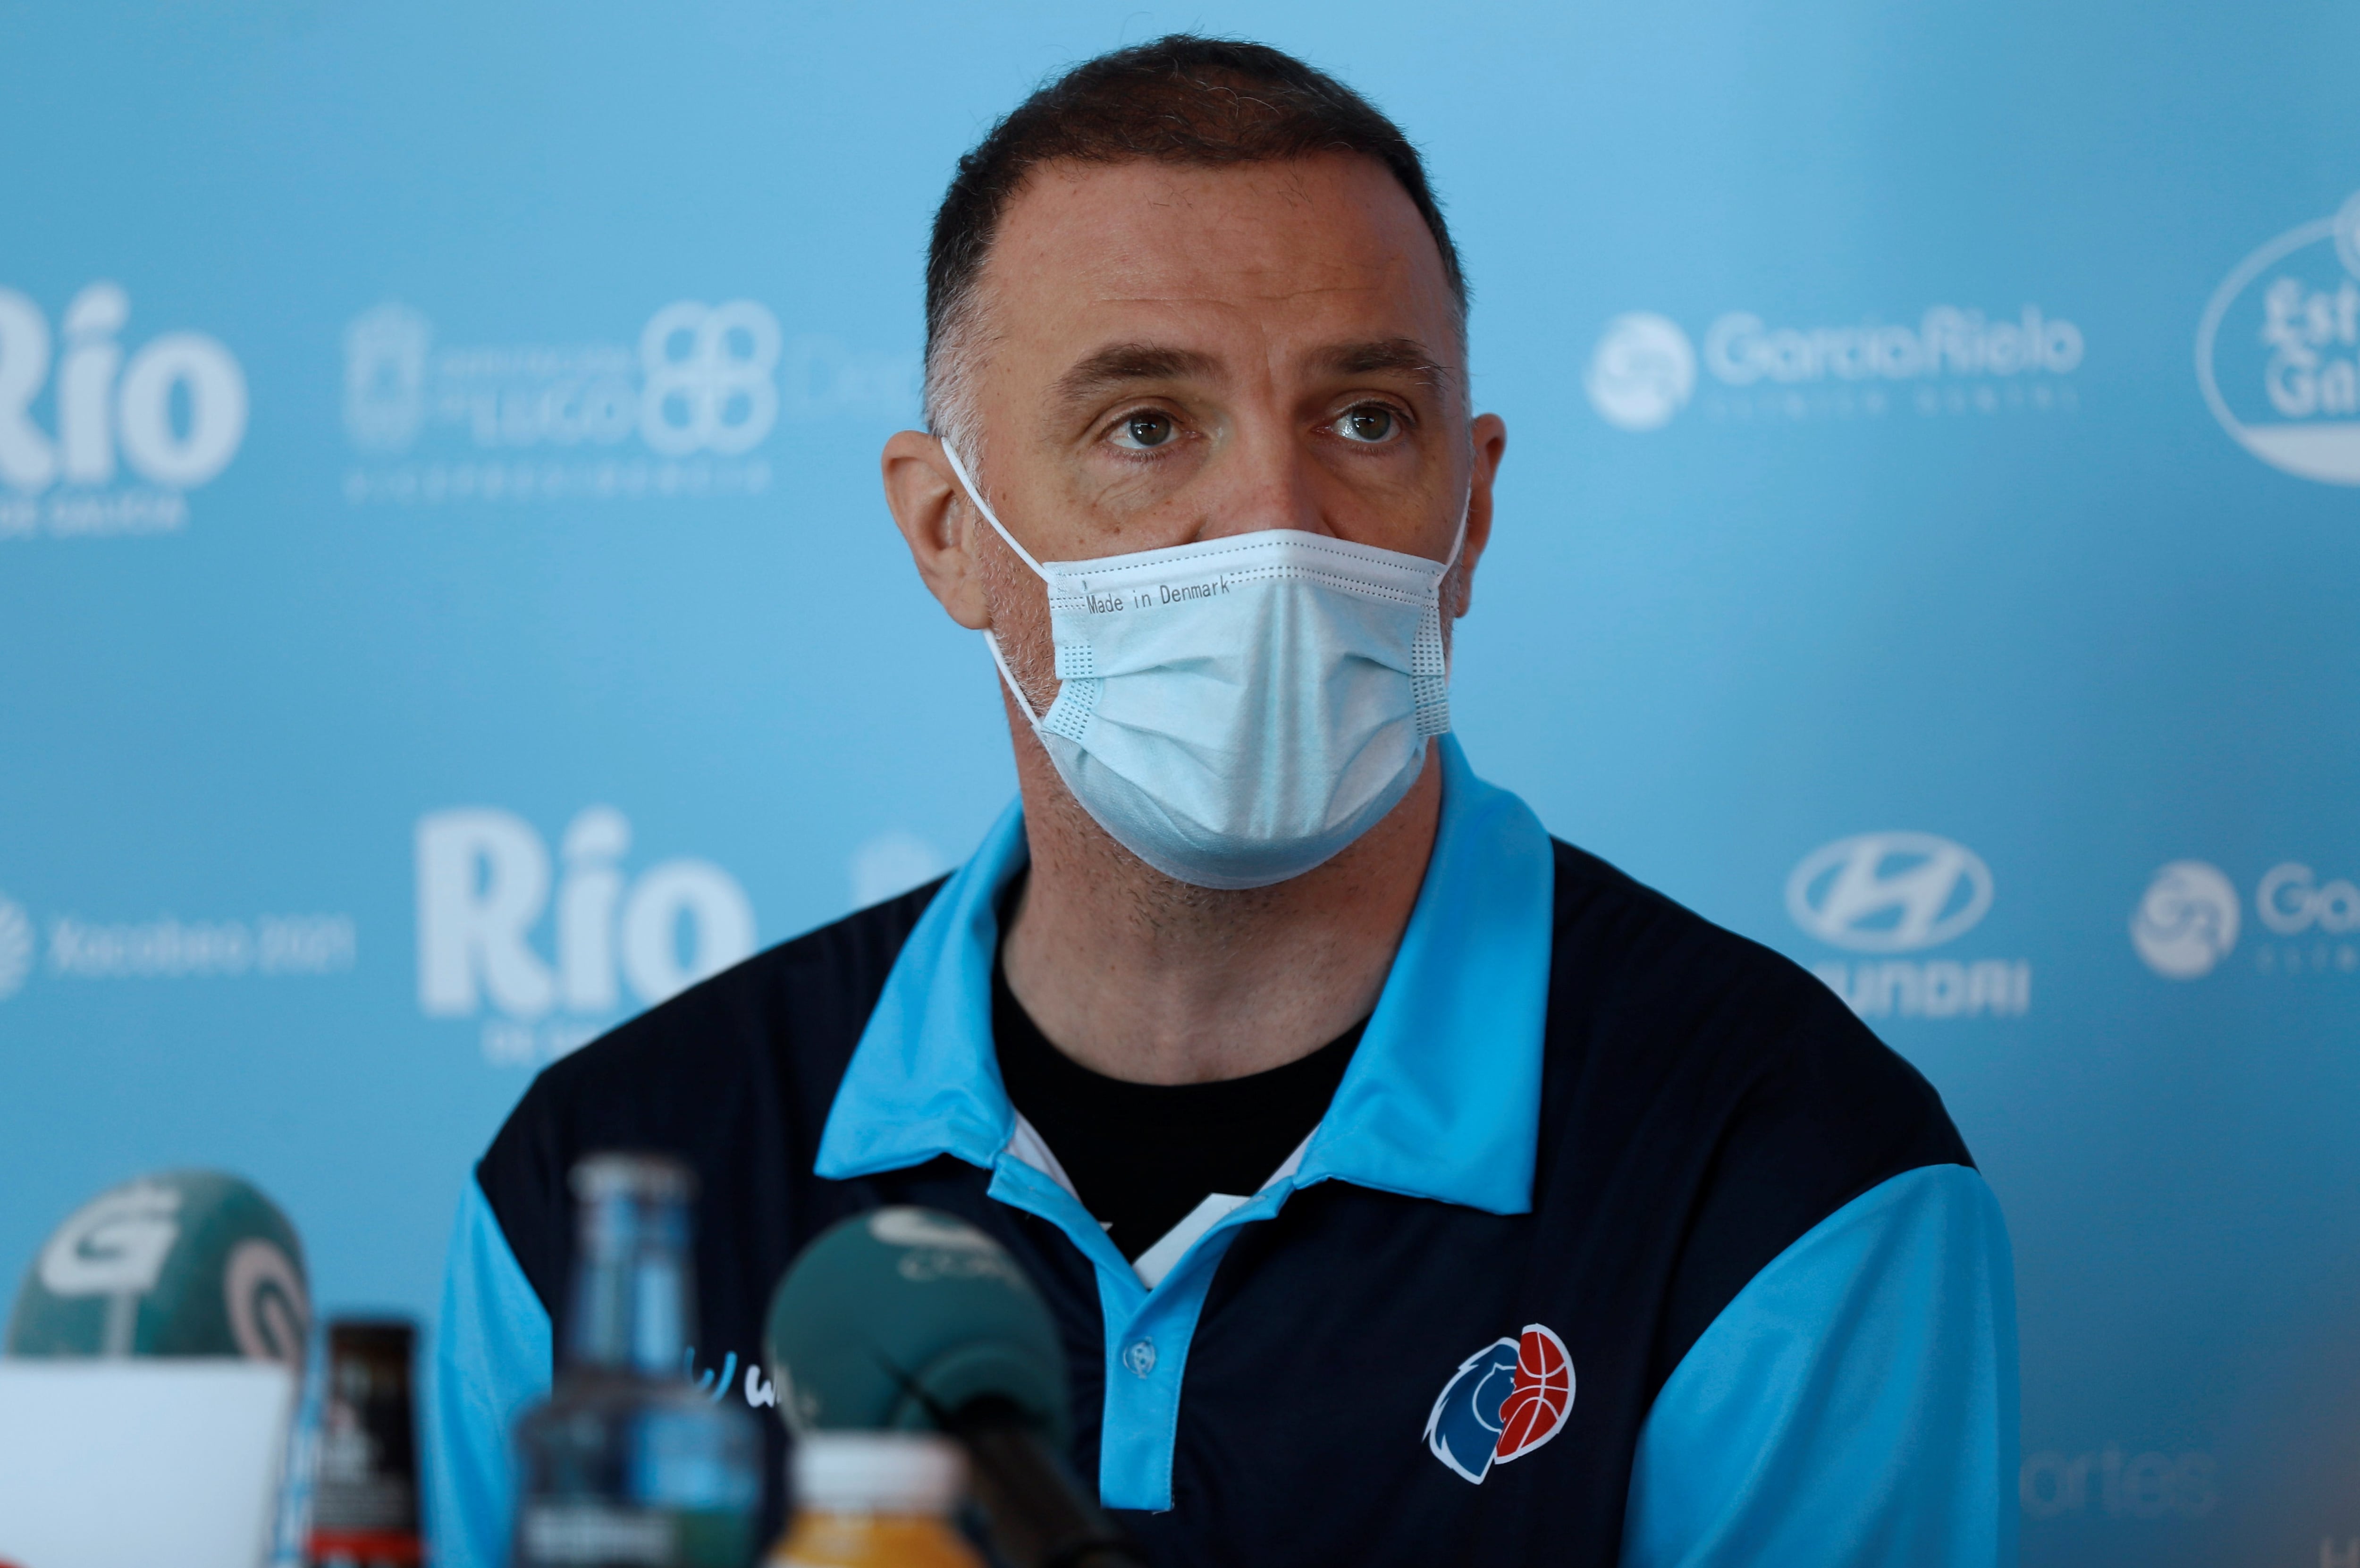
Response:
[5, 1170, 310, 1368]
[766, 1208, 1066, 1442]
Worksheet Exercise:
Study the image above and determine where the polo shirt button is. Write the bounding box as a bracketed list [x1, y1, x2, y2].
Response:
[1122, 1337, 1157, 1378]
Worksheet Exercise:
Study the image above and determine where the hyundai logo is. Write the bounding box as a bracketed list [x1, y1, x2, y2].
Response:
[1786, 832, 1994, 953]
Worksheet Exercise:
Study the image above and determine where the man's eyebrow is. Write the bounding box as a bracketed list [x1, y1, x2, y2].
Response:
[1312, 338, 1455, 389]
[1052, 343, 1221, 408]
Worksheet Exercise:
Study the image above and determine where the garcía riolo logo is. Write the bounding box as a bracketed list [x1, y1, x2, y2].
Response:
[2196, 190, 2360, 486]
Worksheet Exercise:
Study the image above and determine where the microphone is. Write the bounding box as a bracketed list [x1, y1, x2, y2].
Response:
[765, 1207, 1148, 1568]
[4, 1169, 311, 1367]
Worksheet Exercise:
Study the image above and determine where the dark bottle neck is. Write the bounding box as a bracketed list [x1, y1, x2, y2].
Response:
[564, 1155, 696, 1377]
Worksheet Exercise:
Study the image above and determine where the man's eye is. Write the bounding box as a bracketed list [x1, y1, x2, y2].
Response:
[1336, 405, 1398, 444]
[1112, 412, 1176, 449]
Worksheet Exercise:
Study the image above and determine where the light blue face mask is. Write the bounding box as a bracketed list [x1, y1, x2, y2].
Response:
[943, 443, 1464, 890]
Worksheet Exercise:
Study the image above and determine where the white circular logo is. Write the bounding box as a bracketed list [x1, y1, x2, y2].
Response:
[1585, 312, 1695, 431]
[2195, 190, 2360, 487]
[0, 894, 31, 1000]
[2131, 861, 2241, 979]
[1787, 832, 1994, 953]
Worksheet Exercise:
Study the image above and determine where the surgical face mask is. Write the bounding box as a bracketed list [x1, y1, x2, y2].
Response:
[943, 443, 1464, 890]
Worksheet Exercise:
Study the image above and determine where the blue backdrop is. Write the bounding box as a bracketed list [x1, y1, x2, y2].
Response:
[4, 3, 2357, 1561]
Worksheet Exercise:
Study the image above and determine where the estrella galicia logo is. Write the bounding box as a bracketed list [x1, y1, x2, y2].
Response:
[2196, 190, 2360, 486]
[1786, 831, 1993, 953]
[1423, 1324, 1575, 1484]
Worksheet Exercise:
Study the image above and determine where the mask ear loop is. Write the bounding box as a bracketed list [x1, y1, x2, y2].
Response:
[1434, 489, 1475, 681]
[980, 620, 1045, 727]
[941, 441, 1049, 580]
[941, 440, 1051, 725]
[1441, 490, 1473, 575]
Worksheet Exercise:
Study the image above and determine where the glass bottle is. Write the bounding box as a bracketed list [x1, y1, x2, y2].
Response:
[305, 1317, 425, 1568]
[768, 1433, 983, 1568]
[512, 1153, 761, 1568]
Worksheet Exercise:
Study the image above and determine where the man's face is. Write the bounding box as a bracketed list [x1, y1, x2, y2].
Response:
[955, 152, 1496, 574]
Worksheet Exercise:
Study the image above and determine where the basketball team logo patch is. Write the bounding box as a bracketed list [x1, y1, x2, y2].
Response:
[1423, 1324, 1575, 1483]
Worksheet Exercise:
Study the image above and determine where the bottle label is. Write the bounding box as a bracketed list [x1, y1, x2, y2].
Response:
[306, 1529, 424, 1565]
[632, 1407, 761, 1507]
[520, 1503, 676, 1566]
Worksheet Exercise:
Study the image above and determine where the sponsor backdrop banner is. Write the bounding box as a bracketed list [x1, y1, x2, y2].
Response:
[2, 2, 2354, 1560]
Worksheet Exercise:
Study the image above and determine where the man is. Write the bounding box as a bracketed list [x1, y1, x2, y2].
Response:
[432, 36, 2016, 1566]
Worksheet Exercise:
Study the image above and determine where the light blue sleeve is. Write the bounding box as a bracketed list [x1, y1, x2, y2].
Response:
[424, 1173, 553, 1568]
[1620, 1163, 2020, 1568]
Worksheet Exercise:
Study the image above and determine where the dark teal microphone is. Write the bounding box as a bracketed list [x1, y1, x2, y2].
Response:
[765, 1207, 1146, 1568]
[5, 1169, 309, 1367]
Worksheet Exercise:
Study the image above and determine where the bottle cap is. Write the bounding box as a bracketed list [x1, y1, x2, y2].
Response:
[792, 1432, 965, 1514]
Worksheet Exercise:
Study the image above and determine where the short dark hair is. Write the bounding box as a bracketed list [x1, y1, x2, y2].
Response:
[924, 35, 1466, 436]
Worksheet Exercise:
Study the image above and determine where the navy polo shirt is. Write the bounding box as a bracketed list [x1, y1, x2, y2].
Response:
[430, 738, 2019, 1566]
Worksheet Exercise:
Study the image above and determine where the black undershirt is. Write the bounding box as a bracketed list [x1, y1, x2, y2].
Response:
[991, 955, 1365, 1261]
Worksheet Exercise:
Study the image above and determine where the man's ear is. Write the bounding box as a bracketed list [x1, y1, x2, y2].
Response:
[1451, 413, 1508, 618]
[882, 430, 994, 631]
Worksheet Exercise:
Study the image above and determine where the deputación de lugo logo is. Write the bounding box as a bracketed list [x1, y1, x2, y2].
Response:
[341, 298, 918, 506]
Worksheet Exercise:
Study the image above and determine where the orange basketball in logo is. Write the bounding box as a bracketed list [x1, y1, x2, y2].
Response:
[1494, 1324, 1574, 1462]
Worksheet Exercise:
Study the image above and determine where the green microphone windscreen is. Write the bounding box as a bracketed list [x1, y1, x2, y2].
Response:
[764, 1208, 1068, 1444]
[5, 1169, 310, 1366]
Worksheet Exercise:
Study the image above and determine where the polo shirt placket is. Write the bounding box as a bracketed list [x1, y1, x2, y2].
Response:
[815, 735, 1556, 1510]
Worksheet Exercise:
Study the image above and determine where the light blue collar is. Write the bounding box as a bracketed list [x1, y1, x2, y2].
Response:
[815, 736, 1556, 1216]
